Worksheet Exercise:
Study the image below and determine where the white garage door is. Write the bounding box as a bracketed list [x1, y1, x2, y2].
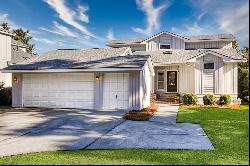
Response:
[23, 73, 95, 109]
[103, 73, 129, 110]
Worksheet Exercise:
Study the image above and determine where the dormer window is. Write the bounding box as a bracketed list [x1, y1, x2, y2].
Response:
[160, 44, 171, 50]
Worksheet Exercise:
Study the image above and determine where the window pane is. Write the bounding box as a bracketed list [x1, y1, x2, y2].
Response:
[160, 45, 171, 49]
[204, 63, 214, 69]
[158, 72, 164, 81]
[158, 82, 164, 89]
[168, 72, 176, 85]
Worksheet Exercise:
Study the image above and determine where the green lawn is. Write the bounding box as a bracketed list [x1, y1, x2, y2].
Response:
[0, 105, 248, 165]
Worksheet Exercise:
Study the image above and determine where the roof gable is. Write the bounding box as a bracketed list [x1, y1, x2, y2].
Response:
[140, 31, 189, 43]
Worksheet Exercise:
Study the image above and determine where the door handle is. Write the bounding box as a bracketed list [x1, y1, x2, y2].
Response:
[116, 95, 117, 99]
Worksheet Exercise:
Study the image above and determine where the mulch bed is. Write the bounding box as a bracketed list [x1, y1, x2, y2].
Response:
[181, 104, 241, 108]
[123, 104, 159, 121]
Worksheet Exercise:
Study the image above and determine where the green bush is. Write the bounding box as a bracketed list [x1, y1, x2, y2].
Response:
[219, 94, 232, 105]
[182, 93, 198, 105]
[0, 82, 12, 106]
[203, 94, 216, 105]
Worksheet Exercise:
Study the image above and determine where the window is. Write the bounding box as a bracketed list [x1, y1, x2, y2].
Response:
[157, 71, 165, 90]
[204, 62, 214, 69]
[160, 44, 171, 50]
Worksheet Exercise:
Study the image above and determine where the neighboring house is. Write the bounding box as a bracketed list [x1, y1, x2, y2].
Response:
[0, 29, 32, 87]
[1, 30, 247, 109]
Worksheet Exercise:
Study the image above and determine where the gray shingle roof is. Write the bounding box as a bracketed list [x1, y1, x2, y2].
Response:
[4, 47, 144, 70]
[134, 48, 243, 64]
[9, 47, 34, 64]
[184, 34, 235, 42]
[107, 38, 145, 45]
[107, 33, 236, 45]
[11, 39, 28, 47]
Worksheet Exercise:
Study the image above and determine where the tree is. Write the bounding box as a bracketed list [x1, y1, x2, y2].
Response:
[1, 22, 10, 31]
[12, 28, 34, 53]
[238, 47, 249, 101]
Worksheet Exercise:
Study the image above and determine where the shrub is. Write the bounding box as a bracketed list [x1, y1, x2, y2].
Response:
[219, 94, 232, 105]
[203, 94, 216, 105]
[0, 82, 12, 106]
[182, 93, 198, 105]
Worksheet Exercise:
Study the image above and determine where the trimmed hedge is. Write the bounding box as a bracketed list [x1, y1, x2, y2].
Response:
[203, 94, 216, 105]
[0, 82, 12, 106]
[182, 93, 198, 105]
[219, 94, 232, 105]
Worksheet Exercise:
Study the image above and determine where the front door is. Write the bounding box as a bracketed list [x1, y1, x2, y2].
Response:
[167, 71, 177, 92]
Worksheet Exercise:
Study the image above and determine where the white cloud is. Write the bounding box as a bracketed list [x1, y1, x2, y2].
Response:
[33, 37, 64, 45]
[188, 0, 249, 47]
[106, 29, 115, 40]
[132, 0, 170, 35]
[43, 0, 98, 39]
[40, 21, 78, 38]
[0, 13, 18, 29]
[216, 2, 249, 46]
[77, 5, 89, 23]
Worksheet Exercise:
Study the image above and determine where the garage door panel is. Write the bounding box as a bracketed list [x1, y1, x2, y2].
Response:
[103, 73, 129, 110]
[23, 73, 95, 109]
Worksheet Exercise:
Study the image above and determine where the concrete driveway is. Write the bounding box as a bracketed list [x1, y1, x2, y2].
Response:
[0, 108, 126, 156]
[0, 104, 214, 157]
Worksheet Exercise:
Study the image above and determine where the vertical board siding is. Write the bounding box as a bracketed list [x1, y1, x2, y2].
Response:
[0, 34, 12, 87]
[185, 41, 232, 50]
[179, 64, 195, 94]
[12, 74, 23, 107]
[146, 34, 185, 51]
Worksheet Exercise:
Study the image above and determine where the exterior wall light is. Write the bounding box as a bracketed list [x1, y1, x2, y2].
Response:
[13, 76, 18, 82]
[96, 75, 100, 80]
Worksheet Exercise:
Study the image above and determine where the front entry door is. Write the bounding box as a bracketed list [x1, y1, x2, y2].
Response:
[167, 71, 177, 92]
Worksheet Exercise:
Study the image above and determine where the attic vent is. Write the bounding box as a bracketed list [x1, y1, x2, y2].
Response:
[163, 50, 172, 54]
[92, 48, 100, 49]
[113, 42, 124, 44]
[219, 37, 230, 39]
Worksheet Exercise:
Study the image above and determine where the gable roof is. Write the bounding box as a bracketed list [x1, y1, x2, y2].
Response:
[185, 34, 235, 42]
[9, 48, 34, 65]
[134, 48, 244, 64]
[140, 31, 189, 43]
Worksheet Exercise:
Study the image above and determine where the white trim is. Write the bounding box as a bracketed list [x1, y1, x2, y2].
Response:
[1, 68, 143, 73]
[156, 69, 179, 93]
[159, 44, 171, 50]
[156, 70, 165, 91]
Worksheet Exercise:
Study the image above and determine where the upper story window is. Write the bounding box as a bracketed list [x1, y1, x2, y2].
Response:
[160, 44, 171, 50]
[204, 62, 214, 69]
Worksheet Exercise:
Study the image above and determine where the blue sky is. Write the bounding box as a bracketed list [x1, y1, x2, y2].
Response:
[0, 0, 249, 54]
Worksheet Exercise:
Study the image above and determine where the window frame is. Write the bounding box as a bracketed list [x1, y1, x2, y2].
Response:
[204, 62, 215, 70]
[159, 44, 171, 50]
[157, 70, 165, 90]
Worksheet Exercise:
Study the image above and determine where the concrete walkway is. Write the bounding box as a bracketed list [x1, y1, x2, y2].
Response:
[88, 104, 214, 150]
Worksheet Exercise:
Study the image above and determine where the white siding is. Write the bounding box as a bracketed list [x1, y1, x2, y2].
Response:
[185, 41, 232, 50]
[179, 63, 195, 94]
[0, 33, 12, 87]
[141, 62, 151, 108]
[146, 34, 185, 51]
[224, 62, 238, 94]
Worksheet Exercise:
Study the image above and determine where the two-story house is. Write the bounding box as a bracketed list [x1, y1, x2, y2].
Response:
[107, 31, 246, 103]
[2, 30, 246, 109]
[0, 29, 32, 87]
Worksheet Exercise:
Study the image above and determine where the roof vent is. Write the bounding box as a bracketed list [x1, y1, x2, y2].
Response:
[200, 38, 211, 40]
[57, 48, 78, 50]
[92, 48, 100, 49]
[163, 50, 172, 54]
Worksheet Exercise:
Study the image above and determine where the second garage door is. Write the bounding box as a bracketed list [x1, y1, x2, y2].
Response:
[22, 73, 95, 109]
[103, 73, 129, 110]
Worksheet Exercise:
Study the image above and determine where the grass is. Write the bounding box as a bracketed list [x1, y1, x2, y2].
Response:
[0, 105, 248, 165]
